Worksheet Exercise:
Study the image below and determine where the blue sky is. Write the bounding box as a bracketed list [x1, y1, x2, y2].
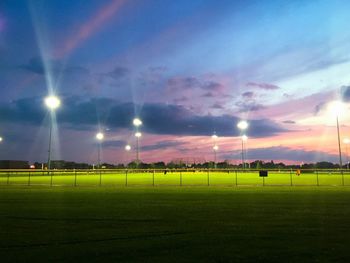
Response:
[0, 0, 350, 164]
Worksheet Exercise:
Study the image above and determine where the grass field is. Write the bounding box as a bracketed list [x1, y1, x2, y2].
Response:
[1, 186, 350, 262]
[1, 170, 349, 187]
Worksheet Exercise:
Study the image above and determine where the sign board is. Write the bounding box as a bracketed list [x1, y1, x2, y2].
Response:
[259, 170, 268, 177]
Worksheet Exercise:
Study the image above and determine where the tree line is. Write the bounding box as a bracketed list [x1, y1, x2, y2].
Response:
[32, 160, 347, 170]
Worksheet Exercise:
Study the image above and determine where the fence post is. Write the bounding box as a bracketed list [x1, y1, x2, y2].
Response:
[289, 169, 293, 186]
[235, 170, 238, 186]
[125, 170, 128, 187]
[28, 171, 31, 186]
[207, 169, 210, 186]
[74, 170, 77, 187]
[153, 170, 155, 187]
[50, 171, 53, 187]
[99, 170, 102, 186]
[180, 171, 182, 186]
[341, 170, 344, 186]
[316, 170, 319, 186]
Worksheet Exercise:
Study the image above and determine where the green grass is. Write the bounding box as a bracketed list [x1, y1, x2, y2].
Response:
[0, 170, 349, 187]
[1, 186, 350, 262]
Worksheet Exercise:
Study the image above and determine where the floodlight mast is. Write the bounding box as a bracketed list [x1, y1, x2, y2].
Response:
[45, 95, 61, 170]
[133, 118, 142, 165]
[96, 132, 104, 169]
[212, 133, 218, 168]
[328, 101, 346, 169]
[213, 145, 219, 168]
[237, 121, 248, 169]
[344, 138, 350, 170]
[135, 132, 142, 164]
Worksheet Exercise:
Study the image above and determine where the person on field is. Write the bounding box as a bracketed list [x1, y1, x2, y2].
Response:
[296, 169, 301, 176]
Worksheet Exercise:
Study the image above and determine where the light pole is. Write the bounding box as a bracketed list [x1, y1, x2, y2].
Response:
[242, 135, 248, 169]
[329, 101, 346, 169]
[45, 95, 61, 170]
[212, 134, 218, 168]
[133, 118, 142, 164]
[344, 138, 350, 169]
[96, 132, 104, 169]
[125, 144, 131, 165]
[237, 120, 248, 169]
[135, 132, 142, 164]
[213, 145, 218, 168]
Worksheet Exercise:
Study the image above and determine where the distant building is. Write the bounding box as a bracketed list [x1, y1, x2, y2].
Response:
[51, 160, 66, 169]
[0, 160, 29, 169]
[50, 160, 92, 169]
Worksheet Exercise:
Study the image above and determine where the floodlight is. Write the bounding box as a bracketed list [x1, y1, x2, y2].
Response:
[45, 96, 61, 110]
[135, 132, 142, 138]
[242, 135, 248, 141]
[125, 144, 131, 151]
[344, 138, 350, 144]
[328, 101, 346, 117]
[96, 132, 104, 140]
[237, 120, 248, 130]
[133, 118, 142, 127]
[0, 137, 2, 142]
[213, 145, 219, 151]
[212, 134, 218, 139]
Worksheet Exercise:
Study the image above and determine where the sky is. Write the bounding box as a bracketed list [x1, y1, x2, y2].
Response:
[1, 0, 350, 165]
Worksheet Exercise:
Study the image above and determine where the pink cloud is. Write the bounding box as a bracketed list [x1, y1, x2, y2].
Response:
[246, 82, 280, 90]
[54, 0, 126, 58]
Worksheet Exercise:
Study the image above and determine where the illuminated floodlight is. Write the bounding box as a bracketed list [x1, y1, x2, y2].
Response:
[212, 134, 218, 139]
[125, 144, 131, 151]
[96, 132, 104, 141]
[237, 120, 248, 130]
[45, 96, 61, 110]
[0, 137, 2, 142]
[242, 135, 248, 141]
[133, 118, 142, 127]
[213, 145, 219, 151]
[343, 138, 350, 144]
[328, 101, 347, 117]
[135, 132, 142, 138]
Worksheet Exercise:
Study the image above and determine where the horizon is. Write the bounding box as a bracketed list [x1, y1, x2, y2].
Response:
[1, 0, 350, 165]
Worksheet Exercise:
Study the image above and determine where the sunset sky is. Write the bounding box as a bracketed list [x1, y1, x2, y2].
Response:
[1, 0, 350, 165]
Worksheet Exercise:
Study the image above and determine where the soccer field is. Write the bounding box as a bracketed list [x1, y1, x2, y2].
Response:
[1, 186, 350, 262]
[1, 169, 349, 187]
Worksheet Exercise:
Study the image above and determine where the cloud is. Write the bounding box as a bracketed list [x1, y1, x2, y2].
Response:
[141, 140, 186, 151]
[242, 91, 254, 98]
[18, 57, 89, 75]
[0, 96, 287, 137]
[103, 140, 125, 148]
[167, 76, 199, 90]
[201, 92, 215, 98]
[167, 77, 224, 92]
[235, 101, 266, 113]
[246, 82, 280, 90]
[211, 102, 224, 109]
[201, 81, 224, 92]
[173, 96, 188, 103]
[226, 146, 338, 163]
[105, 66, 130, 80]
[314, 101, 326, 115]
[341, 85, 350, 102]
[282, 120, 296, 124]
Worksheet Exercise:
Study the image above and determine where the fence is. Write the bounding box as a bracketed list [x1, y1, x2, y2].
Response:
[0, 169, 349, 187]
